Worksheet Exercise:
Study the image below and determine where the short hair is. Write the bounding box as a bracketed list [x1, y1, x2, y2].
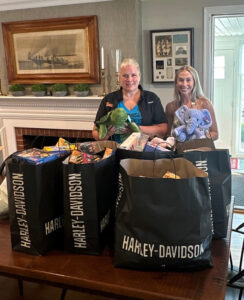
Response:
[174, 65, 204, 103]
[119, 58, 141, 76]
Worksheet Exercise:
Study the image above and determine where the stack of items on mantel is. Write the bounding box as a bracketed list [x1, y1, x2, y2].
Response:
[3, 109, 231, 272]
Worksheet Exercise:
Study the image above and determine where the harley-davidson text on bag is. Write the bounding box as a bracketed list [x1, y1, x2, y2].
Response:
[62, 141, 118, 255]
[6, 154, 67, 255]
[182, 149, 231, 239]
[114, 157, 213, 270]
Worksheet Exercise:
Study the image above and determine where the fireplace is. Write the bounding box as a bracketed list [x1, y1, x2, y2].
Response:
[0, 95, 102, 158]
[15, 127, 93, 151]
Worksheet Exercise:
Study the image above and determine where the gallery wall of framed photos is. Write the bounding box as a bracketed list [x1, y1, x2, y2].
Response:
[150, 28, 194, 83]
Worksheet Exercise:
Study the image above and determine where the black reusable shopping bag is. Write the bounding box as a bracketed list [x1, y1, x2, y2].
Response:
[6, 153, 67, 255]
[114, 157, 213, 270]
[116, 147, 175, 161]
[182, 149, 232, 239]
[176, 138, 215, 154]
[63, 141, 118, 255]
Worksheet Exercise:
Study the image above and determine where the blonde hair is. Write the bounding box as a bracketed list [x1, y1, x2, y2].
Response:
[119, 58, 141, 76]
[174, 65, 204, 103]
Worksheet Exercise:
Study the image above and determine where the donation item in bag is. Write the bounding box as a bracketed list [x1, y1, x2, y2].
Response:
[6, 150, 68, 255]
[63, 140, 118, 255]
[116, 136, 175, 161]
[176, 138, 215, 154]
[114, 157, 213, 270]
[182, 149, 231, 239]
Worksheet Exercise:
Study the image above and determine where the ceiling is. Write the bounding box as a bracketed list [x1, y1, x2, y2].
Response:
[215, 16, 244, 37]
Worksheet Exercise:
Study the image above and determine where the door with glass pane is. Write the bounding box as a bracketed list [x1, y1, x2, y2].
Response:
[240, 45, 244, 155]
[212, 15, 244, 157]
[203, 12, 244, 157]
[213, 49, 234, 152]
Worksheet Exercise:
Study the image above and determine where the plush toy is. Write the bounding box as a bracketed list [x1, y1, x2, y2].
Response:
[95, 107, 140, 139]
[173, 105, 212, 142]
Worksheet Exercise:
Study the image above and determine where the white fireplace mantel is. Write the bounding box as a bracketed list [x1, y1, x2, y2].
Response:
[0, 95, 102, 157]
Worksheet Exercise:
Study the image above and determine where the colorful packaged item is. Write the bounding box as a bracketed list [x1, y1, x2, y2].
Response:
[55, 137, 76, 150]
[13, 148, 59, 165]
[119, 133, 149, 151]
[69, 150, 101, 164]
[162, 171, 181, 179]
[144, 137, 175, 152]
[102, 148, 114, 159]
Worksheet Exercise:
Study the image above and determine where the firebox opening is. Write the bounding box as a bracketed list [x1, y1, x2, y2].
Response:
[15, 128, 94, 151]
[23, 135, 94, 150]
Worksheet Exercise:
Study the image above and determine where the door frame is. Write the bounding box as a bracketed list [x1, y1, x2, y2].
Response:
[213, 48, 235, 152]
[203, 5, 244, 98]
[203, 5, 244, 157]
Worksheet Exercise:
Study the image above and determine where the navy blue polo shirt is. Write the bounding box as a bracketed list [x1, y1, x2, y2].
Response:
[94, 85, 167, 127]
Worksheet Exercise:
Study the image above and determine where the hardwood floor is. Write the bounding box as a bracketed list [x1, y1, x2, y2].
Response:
[225, 211, 244, 300]
[0, 276, 115, 300]
[0, 213, 243, 300]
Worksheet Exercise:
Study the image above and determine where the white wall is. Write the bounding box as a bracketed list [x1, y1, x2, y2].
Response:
[0, 0, 142, 95]
[1, 0, 244, 106]
[141, 0, 244, 108]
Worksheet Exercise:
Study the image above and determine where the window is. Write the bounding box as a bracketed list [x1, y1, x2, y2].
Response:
[240, 44, 244, 150]
[214, 56, 225, 79]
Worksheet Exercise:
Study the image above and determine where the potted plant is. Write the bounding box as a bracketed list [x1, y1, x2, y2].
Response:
[31, 84, 47, 97]
[9, 84, 25, 96]
[73, 83, 90, 97]
[51, 83, 68, 97]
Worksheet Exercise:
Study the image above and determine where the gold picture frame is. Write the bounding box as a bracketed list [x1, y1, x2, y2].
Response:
[2, 16, 100, 84]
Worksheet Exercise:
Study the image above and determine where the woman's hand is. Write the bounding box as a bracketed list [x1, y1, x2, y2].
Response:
[92, 124, 116, 141]
[105, 125, 117, 139]
[119, 123, 133, 135]
[139, 123, 168, 139]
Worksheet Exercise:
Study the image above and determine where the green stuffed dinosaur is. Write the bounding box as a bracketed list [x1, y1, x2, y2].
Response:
[95, 107, 140, 139]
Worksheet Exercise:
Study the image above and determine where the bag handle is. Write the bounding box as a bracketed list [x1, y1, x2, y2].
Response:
[30, 135, 45, 149]
[152, 141, 177, 178]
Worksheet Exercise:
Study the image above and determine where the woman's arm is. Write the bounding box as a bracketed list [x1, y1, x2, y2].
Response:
[92, 94, 115, 141]
[207, 104, 218, 141]
[197, 98, 219, 141]
[165, 101, 176, 137]
[92, 124, 101, 141]
[139, 123, 168, 139]
[92, 124, 117, 141]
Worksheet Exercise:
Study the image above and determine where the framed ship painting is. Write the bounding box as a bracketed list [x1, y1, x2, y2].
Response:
[2, 16, 100, 84]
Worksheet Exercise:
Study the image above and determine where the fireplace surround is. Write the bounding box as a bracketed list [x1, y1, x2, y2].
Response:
[0, 95, 102, 158]
[15, 127, 93, 151]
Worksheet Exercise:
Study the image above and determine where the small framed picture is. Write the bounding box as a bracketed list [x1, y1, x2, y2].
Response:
[150, 28, 194, 83]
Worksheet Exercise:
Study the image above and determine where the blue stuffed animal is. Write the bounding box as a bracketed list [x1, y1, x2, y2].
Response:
[173, 105, 212, 142]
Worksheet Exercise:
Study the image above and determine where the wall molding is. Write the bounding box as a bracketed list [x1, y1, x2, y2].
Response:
[0, 0, 112, 11]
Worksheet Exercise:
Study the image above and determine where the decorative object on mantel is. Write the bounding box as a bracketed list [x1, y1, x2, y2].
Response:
[9, 84, 25, 96]
[0, 79, 3, 96]
[98, 47, 121, 95]
[99, 46, 106, 96]
[31, 84, 47, 97]
[51, 83, 68, 97]
[100, 68, 106, 96]
[115, 49, 121, 91]
[73, 83, 90, 97]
